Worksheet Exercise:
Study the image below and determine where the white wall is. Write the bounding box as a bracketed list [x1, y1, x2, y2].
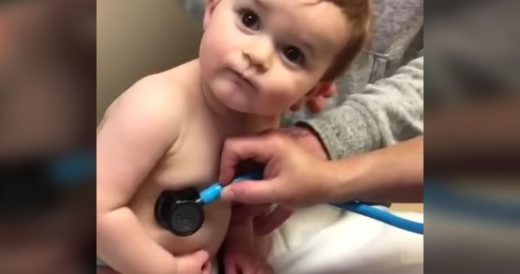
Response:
[97, 0, 202, 121]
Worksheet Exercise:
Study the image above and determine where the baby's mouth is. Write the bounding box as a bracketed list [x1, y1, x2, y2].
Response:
[228, 69, 257, 92]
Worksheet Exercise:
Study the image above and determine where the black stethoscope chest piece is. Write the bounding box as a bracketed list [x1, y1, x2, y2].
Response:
[154, 188, 204, 236]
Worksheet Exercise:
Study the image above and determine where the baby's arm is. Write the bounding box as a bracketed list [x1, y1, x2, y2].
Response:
[97, 77, 205, 274]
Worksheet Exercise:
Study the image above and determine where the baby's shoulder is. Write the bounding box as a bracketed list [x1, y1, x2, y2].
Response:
[107, 70, 192, 121]
[130, 71, 187, 108]
[99, 74, 194, 144]
[99, 61, 202, 139]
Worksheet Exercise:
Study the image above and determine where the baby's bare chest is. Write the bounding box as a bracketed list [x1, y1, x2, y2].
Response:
[127, 126, 230, 255]
[131, 122, 225, 210]
[155, 135, 223, 191]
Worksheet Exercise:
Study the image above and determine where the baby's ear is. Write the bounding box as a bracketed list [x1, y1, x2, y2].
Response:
[294, 82, 336, 113]
[203, 0, 220, 30]
[290, 82, 336, 112]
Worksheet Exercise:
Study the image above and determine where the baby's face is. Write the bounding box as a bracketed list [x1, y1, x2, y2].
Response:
[199, 0, 351, 115]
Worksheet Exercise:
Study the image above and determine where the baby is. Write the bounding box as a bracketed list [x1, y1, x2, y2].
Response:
[97, 0, 370, 273]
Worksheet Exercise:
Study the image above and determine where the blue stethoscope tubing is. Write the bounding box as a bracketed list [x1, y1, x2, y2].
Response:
[332, 202, 424, 234]
[199, 172, 424, 235]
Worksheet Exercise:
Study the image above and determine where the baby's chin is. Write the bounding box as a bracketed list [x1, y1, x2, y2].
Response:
[213, 89, 252, 113]
[211, 86, 288, 116]
[222, 100, 280, 116]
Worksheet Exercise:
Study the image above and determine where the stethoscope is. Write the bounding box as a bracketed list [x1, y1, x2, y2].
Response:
[154, 173, 262, 236]
[155, 172, 425, 236]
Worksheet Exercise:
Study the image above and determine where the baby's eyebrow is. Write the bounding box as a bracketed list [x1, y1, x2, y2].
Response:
[253, 0, 270, 10]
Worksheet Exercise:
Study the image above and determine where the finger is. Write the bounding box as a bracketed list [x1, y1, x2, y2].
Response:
[241, 259, 256, 274]
[202, 260, 212, 274]
[232, 203, 272, 218]
[290, 100, 303, 111]
[307, 96, 328, 113]
[226, 266, 237, 274]
[316, 96, 328, 111]
[177, 250, 209, 274]
[323, 91, 334, 98]
[323, 83, 337, 97]
[243, 267, 255, 274]
[224, 255, 238, 274]
[221, 180, 280, 204]
[230, 257, 250, 274]
[191, 250, 210, 264]
[254, 205, 293, 236]
[259, 263, 274, 274]
[219, 136, 275, 185]
[224, 260, 237, 274]
[306, 99, 320, 113]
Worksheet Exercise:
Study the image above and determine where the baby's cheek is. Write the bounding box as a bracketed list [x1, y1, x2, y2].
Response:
[269, 87, 304, 109]
[200, 32, 224, 65]
[202, 20, 235, 59]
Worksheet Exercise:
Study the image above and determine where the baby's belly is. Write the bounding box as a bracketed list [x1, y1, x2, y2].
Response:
[129, 180, 231, 258]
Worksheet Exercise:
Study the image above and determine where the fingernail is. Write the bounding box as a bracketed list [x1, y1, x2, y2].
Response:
[221, 188, 234, 200]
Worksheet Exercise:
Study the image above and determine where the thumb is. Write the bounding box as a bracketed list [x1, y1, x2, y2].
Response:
[177, 250, 209, 274]
[192, 250, 209, 262]
[221, 180, 279, 204]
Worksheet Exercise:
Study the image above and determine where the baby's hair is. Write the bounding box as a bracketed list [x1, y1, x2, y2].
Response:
[319, 0, 372, 81]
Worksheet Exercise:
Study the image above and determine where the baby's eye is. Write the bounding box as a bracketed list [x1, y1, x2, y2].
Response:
[239, 9, 260, 30]
[282, 46, 305, 65]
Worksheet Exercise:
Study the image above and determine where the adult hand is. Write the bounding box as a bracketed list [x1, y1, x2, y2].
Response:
[219, 130, 337, 207]
[219, 126, 331, 235]
[219, 130, 424, 207]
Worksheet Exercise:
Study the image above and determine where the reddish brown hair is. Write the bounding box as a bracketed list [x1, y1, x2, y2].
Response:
[320, 0, 372, 81]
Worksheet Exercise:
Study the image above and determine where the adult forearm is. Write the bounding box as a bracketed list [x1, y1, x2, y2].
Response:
[328, 136, 423, 203]
[300, 57, 424, 160]
[97, 207, 178, 274]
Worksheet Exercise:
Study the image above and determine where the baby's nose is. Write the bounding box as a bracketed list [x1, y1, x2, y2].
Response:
[242, 37, 274, 71]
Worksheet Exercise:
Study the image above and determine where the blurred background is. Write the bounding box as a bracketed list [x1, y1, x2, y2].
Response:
[0, 0, 519, 274]
[1, 1, 95, 273]
[97, 0, 202, 122]
[425, 1, 520, 273]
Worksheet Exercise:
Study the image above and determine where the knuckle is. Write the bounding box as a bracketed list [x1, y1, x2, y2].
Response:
[222, 137, 237, 151]
[268, 134, 286, 149]
[272, 187, 289, 203]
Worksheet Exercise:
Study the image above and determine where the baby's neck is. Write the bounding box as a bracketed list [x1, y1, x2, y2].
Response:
[228, 112, 281, 135]
[202, 91, 281, 136]
[200, 85, 281, 136]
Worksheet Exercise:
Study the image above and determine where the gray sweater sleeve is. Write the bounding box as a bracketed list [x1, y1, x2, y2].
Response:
[299, 57, 424, 160]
